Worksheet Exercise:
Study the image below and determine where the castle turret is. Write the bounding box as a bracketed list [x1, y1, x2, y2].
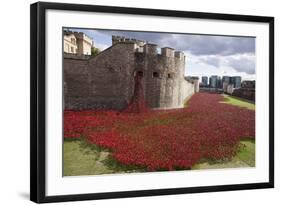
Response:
[144, 43, 158, 55]
[112, 35, 146, 47]
[175, 51, 185, 60]
[161, 47, 175, 57]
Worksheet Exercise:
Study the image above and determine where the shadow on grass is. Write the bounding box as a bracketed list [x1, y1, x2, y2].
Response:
[195, 158, 233, 165]
[80, 136, 109, 151]
[101, 156, 147, 173]
[64, 137, 81, 142]
[64, 136, 107, 155]
[240, 137, 255, 143]
[65, 137, 147, 174]
[226, 95, 255, 104]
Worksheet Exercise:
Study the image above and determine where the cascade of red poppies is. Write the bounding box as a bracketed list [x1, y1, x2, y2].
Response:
[64, 93, 255, 171]
[123, 73, 149, 113]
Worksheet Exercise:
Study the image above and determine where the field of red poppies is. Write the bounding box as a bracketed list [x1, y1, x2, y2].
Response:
[64, 93, 255, 171]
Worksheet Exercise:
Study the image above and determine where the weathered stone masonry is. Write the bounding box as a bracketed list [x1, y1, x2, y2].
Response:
[64, 37, 197, 110]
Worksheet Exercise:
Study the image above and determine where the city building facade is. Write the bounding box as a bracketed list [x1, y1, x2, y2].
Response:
[64, 31, 93, 56]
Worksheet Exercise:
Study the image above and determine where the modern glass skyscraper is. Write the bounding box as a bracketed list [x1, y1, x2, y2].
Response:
[217, 76, 222, 88]
[222, 76, 231, 85]
[209, 75, 218, 88]
[231, 76, 242, 88]
[202, 76, 208, 87]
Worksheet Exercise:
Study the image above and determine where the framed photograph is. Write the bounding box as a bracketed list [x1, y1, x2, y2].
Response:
[30, 1, 274, 203]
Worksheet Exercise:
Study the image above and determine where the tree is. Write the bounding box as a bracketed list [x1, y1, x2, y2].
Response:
[91, 47, 100, 56]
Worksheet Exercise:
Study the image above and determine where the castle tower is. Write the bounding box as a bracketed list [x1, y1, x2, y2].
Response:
[143, 43, 158, 55]
[161, 47, 175, 57]
[133, 43, 186, 109]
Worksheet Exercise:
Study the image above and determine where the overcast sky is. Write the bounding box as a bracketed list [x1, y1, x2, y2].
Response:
[67, 28, 256, 81]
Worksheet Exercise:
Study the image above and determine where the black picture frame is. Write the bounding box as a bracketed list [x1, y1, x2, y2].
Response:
[30, 1, 274, 203]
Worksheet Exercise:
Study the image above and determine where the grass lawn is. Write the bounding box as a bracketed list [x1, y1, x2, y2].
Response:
[222, 95, 255, 110]
[236, 138, 255, 167]
[64, 138, 145, 176]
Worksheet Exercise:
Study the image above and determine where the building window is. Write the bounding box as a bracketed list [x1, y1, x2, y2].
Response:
[137, 71, 143, 77]
[152, 72, 159, 78]
[71, 47, 74, 53]
[167, 73, 173, 79]
[71, 38, 76, 44]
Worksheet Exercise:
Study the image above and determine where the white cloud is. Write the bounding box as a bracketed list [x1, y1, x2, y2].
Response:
[185, 52, 256, 80]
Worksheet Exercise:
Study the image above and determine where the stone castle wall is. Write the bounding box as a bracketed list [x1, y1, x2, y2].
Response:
[64, 41, 196, 110]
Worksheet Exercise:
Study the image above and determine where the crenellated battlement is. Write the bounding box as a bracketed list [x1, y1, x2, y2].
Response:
[112, 35, 185, 61]
[112, 35, 146, 47]
[142, 45, 185, 61]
